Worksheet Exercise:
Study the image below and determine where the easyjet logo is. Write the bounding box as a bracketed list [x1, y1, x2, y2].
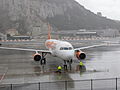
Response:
[45, 41, 57, 48]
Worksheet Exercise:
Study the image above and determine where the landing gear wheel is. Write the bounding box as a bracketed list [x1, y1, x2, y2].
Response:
[69, 63, 72, 70]
[64, 60, 68, 70]
[70, 59, 73, 64]
[68, 60, 72, 70]
[41, 58, 46, 65]
[64, 64, 67, 70]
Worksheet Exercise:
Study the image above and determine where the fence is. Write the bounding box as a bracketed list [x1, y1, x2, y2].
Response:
[0, 77, 120, 90]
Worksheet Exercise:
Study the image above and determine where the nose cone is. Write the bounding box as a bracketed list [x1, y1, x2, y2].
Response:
[66, 50, 74, 59]
[58, 50, 74, 60]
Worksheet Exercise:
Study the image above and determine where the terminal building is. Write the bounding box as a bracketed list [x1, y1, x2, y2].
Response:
[56, 30, 98, 39]
[37, 29, 98, 40]
[7, 35, 31, 40]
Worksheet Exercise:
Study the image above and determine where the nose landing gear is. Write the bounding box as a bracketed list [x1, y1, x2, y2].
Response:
[63, 59, 73, 71]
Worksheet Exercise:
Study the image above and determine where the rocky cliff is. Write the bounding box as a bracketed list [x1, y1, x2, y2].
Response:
[0, 0, 120, 35]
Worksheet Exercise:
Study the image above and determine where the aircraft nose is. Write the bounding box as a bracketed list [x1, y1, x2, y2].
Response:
[67, 51, 74, 59]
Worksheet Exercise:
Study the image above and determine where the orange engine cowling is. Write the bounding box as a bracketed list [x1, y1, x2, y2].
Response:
[33, 53, 41, 61]
[75, 50, 86, 60]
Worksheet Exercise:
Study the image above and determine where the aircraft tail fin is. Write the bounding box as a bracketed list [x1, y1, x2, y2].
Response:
[48, 23, 51, 39]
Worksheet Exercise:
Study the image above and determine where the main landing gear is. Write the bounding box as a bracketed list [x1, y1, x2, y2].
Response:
[40, 58, 46, 65]
[40, 53, 47, 65]
[63, 59, 73, 70]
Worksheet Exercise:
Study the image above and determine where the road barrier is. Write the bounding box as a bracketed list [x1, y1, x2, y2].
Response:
[0, 39, 32, 42]
[0, 77, 120, 90]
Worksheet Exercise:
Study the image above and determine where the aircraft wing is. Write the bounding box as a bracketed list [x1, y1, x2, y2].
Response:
[74, 44, 105, 50]
[0, 47, 51, 53]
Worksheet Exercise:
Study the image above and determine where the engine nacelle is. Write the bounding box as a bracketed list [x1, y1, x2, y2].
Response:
[33, 53, 41, 61]
[75, 50, 86, 60]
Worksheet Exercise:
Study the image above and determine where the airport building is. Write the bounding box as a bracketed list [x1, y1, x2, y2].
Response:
[35, 29, 97, 40]
[7, 35, 31, 40]
[0, 33, 6, 40]
[95, 29, 119, 37]
[57, 30, 98, 39]
[6, 29, 18, 36]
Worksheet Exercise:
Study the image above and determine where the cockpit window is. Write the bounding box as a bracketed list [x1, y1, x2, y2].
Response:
[64, 47, 69, 50]
[69, 47, 72, 50]
[60, 47, 64, 50]
[60, 47, 73, 50]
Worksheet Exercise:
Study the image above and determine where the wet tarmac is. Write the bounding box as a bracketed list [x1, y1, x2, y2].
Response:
[0, 37, 120, 89]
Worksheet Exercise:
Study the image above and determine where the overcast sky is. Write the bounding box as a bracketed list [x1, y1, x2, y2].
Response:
[75, 0, 120, 20]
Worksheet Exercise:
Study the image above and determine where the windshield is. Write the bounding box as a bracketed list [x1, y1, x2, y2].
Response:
[60, 47, 73, 50]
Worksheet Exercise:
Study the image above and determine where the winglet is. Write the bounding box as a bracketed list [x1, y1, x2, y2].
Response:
[48, 23, 51, 39]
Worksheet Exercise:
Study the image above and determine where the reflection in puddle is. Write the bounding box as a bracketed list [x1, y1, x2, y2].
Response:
[33, 66, 41, 76]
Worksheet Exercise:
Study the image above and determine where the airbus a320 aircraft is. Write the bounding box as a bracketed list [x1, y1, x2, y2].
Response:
[0, 24, 104, 69]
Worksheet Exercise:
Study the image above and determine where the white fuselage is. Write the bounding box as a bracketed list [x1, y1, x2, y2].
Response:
[45, 39, 75, 60]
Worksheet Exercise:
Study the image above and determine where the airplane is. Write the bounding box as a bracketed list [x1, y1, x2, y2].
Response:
[0, 24, 104, 69]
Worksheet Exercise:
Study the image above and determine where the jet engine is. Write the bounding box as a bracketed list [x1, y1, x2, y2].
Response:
[33, 53, 41, 61]
[75, 50, 86, 60]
